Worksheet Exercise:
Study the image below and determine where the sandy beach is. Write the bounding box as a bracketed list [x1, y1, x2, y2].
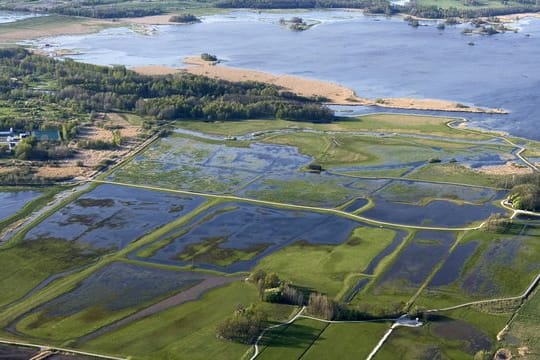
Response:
[133, 57, 507, 114]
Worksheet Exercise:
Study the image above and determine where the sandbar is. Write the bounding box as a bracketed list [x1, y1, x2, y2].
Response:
[133, 57, 507, 114]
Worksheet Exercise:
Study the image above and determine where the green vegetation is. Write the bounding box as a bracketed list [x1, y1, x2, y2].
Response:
[177, 237, 269, 266]
[216, 303, 268, 344]
[508, 173, 540, 211]
[0, 238, 107, 308]
[0, 47, 332, 135]
[256, 227, 397, 297]
[504, 288, 540, 357]
[406, 163, 501, 187]
[302, 322, 389, 359]
[169, 13, 201, 23]
[257, 318, 328, 360]
[83, 282, 259, 360]
[201, 52, 218, 61]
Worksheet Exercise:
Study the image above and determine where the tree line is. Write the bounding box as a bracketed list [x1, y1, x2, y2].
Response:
[0, 48, 334, 134]
[400, 3, 540, 19]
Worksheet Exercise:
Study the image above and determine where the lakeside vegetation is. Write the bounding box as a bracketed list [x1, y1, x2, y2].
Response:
[0, 0, 538, 21]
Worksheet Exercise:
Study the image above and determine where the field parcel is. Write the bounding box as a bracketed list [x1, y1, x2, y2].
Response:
[0, 112, 538, 360]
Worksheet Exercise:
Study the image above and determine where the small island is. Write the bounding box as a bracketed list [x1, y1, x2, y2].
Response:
[279, 17, 316, 31]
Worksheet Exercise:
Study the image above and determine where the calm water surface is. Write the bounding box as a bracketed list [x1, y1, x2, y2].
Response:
[26, 10, 540, 139]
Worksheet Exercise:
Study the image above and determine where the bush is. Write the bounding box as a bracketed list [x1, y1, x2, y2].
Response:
[169, 14, 200, 23]
[216, 305, 267, 344]
[201, 53, 218, 62]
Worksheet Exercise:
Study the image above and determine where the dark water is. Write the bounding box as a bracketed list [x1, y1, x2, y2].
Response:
[344, 198, 369, 212]
[33, 11, 540, 140]
[0, 190, 42, 221]
[362, 197, 505, 227]
[28, 262, 208, 317]
[138, 202, 361, 272]
[24, 184, 205, 250]
[429, 241, 479, 287]
[377, 230, 456, 289]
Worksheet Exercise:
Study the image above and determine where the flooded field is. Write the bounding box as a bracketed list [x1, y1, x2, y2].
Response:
[362, 197, 504, 227]
[429, 241, 479, 287]
[0, 190, 42, 221]
[112, 136, 312, 194]
[374, 231, 456, 294]
[135, 202, 361, 272]
[24, 184, 205, 250]
[15, 262, 211, 340]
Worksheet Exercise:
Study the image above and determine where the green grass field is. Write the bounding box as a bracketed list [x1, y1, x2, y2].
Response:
[302, 322, 390, 360]
[177, 114, 490, 140]
[0, 239, 106, 308]
[82, 281, 261, 360]
[256, 226, 397, 297]
[415, 225, 540, 309]
[503, 287, 540, 358]
[257, 318, 328, 360]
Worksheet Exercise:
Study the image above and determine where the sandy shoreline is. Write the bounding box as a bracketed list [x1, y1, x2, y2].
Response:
[133, 57, 507, 114]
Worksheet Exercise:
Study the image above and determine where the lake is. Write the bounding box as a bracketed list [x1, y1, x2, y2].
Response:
[27, 10, 540, 140]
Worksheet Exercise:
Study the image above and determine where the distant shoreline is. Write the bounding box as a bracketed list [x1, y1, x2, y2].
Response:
[133, 57, 507, 114]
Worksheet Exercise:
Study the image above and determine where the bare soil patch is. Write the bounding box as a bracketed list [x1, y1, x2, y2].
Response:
[475, 162, 533, 176]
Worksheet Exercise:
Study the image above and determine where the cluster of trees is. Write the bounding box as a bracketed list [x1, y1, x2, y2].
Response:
[509, 183, 540, 211]
[215, 304, 268, 344]
[169, 14, 201, 23]
[0, 48, 334, 134]
[401, 4, 540, 19]
[499, 173, 540, 211]
[50, 6, 163, 18]
[483, 213, 510, 233]
[0, 48, 334, 140]
[200, 53, 218, 61]
[306, 293, 405, 320]
[215, 0, 391, 10]
[14, 136, 73, 161]
[248, 270, 405, 321]
[249, 270, 306, 305]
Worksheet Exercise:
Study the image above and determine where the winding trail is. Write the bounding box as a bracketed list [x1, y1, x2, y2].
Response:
[425, 272, 540, 313]
[249, 306, 306, 360]
[501, 137, 539, 172]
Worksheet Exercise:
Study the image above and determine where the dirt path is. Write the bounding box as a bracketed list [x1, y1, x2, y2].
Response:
[0, 339, 124, 360]
[77, 276, 242, 344]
